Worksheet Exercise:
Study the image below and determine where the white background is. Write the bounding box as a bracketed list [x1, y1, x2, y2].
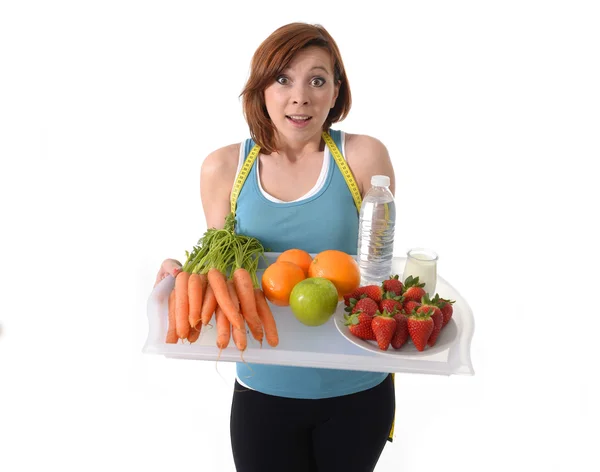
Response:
[1, 1, 599, 471]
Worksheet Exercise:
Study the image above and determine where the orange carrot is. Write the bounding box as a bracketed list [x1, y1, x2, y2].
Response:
[166, 288, 178, 344]
[188, 273, 204, 329]
[187, 325, 201, 343]
[175, 271, 191, 339]
[215, 306, 231, 350]
[254, 288, 278, 347]
[200, 283, 218, 326]
[231, 324, 247, 351]
[207, 268, 244, 331]
[227, 279, 240, 311]
[227, 279, 248, 351]
[233, 268, 263, 344]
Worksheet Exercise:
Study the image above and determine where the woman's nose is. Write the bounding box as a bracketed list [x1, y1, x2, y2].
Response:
[291, 84, 310, 105]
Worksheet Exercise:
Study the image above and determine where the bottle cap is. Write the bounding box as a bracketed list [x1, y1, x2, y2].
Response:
[371, 175, 390, 187]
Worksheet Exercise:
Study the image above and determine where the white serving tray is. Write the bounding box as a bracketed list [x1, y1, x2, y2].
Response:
[142, 253, 475, 376]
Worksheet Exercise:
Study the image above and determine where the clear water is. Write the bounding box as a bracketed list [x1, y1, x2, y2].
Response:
[357, 189, 396, 286]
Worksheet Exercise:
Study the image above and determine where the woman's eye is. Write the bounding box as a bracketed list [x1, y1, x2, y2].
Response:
[311, 77, 325, 87]
[276, 76, 289, 85]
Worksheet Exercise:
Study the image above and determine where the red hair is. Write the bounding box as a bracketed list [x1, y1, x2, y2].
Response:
[240, 23, 352, 154]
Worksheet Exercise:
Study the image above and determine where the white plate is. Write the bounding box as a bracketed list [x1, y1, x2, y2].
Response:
[333, 304, 459, 357]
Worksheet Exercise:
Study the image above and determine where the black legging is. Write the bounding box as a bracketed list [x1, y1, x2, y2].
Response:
[230, 373, 395, 472]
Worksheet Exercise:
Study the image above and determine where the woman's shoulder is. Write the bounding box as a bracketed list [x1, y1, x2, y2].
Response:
[201, 142, 242, 181]
[342, 132, 395, 196]
[202, 142, 242, 168]
[344, 132, 389, 156]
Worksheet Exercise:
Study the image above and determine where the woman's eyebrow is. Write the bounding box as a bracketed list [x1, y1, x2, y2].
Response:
[282, 65, 332, 74]
[310, 66, 330, 74]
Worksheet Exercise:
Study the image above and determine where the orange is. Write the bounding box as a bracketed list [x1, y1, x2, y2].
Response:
[277, 249, 313, 276]
[261, 261, 306, 306]
[308, 250, 361, 301]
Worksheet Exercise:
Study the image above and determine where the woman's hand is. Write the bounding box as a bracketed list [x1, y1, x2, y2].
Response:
[154, 258, 183, 287]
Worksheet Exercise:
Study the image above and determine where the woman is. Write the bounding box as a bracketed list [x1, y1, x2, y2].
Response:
[155, 23, 396, 472]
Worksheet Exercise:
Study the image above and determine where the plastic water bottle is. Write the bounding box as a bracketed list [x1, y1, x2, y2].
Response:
[357, 175, 396, 286]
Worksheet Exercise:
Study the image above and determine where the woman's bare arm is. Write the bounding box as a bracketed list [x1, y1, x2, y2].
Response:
[344, 134, 396, 197]
[153, 143, 240, 287]
[200, 143, 242, 229]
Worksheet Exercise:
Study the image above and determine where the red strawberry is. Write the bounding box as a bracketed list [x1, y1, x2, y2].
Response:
[344, 312, 376, 341]
[350, 297, 379, 317]
[382, 275, 403, 296]
[403, 300, 421, 315]
[417, 294, 444, 347]
[407, 312, 434, 351]
[439, 298, 455, 327]
[379, 293, 403, 315]
[390, 313, 409, 349]
[343, 288, 362, 307]
[402, 275, 426, 303]
[371, 310, 397, 350]
[356, 285, 384, 303]
[403, 286, 426, 303]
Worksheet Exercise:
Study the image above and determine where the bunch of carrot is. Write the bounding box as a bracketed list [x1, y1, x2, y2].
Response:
[165, 213, 279, 351]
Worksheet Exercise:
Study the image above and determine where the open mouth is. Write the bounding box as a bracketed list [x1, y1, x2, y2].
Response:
[286, 115, 313, 124]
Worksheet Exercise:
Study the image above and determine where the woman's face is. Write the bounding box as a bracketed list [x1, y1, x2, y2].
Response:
[264, 46, 340, 146]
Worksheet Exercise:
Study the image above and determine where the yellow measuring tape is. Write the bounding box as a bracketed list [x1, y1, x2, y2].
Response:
[320, 131, 363, 213]
[230, 131, 396, 442]
[231, 142, 261, 216]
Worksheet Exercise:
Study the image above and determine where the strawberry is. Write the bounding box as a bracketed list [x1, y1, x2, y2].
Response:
[343, 288, 362, 307]
[356, 284, 384, 303]
[371, 310, 397, 351]
[407, 312, 434, 351]
[417, 294, 444, 347]
[439, 297, 455, 327]
[402, 300, 421, 315]
[344, 312, 376, 341]
[390, 313, 409, 349]
[380, 297, 403, 315]
[403, 286, 426, 303]
[382, 275, 403, 296]
[348, 297, 379, 317]
[402, 275, 426, 303]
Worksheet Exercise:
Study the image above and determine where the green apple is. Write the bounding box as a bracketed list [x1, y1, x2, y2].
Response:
[289, 277, 339, 326]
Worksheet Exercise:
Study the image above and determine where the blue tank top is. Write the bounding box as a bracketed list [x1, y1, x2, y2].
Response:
[235, 130, 387, 399]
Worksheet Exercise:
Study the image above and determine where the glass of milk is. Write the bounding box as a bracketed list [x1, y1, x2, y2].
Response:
[402, 248, 438, 295]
